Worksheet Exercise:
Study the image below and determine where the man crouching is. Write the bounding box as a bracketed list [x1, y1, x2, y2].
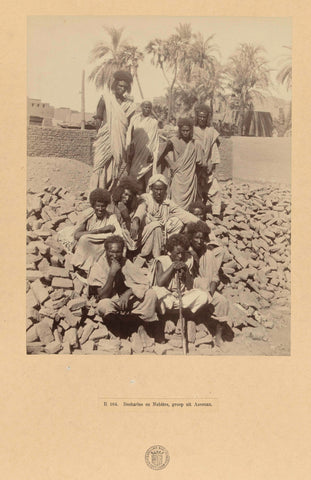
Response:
[153, 234, 209, 317]
[88, 235, 159, 331]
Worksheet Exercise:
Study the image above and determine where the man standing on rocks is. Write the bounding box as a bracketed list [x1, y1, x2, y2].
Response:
[157, 117, 204, 210]
[126, 100, 159, 190]
[88, 235, 159, 331]
[193, 104, 222, 217]
[89, 70, 136, 191]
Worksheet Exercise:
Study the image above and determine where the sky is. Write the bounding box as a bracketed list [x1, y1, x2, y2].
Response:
[27, 16, 292, 114]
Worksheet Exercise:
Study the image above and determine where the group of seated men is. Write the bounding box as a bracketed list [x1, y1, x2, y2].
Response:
[59, 172, 231, 347]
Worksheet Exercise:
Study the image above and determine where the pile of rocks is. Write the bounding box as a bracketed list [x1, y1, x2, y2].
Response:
[26, 182, 290, 354]
[207, 182, 290, 339]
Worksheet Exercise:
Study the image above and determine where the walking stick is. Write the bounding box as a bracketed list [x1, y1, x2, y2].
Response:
[176, 272, 188, 355]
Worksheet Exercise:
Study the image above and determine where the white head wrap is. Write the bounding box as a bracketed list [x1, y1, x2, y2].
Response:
[148, 174, 169, 189]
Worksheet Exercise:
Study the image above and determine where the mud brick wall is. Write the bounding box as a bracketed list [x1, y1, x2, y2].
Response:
[27, 125, 235, 179]
[217, 136, 233, 181]
[27, 126, 96, 166]
[27, 128, 290, 184]
[231, 136, 291, 184]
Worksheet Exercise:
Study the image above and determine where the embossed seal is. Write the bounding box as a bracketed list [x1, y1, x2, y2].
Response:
[145, 445, 170, 470]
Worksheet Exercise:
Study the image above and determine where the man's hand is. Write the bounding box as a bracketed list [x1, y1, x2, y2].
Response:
[92, 225, 116, 234]
[172, 261, 187, 272]
[147, 153, 154, 164]
[105, 224, 116, 233]
[109, 259, 121, 277]
[116, 290, 132, 312]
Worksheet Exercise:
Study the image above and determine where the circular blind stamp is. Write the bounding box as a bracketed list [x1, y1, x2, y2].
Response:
[145, 445, 170, 470]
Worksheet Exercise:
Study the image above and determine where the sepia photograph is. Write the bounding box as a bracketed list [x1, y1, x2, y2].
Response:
[26, 16, 291, 356]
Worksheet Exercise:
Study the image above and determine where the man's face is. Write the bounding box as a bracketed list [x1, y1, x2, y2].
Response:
[170, 244, 186, 262]
[94, 200, 108, 220]
[151, 181, 167, 204]
[191, 231, 205, 253]
[142, 102, 152, 117]
[180, 125, 192, 142]
[192, 207, 205, 221]
[115, 80, 128, 98]
[198, 112, 208, 128]
[121, 188, 132, 207]
[106, 243, 124, 265]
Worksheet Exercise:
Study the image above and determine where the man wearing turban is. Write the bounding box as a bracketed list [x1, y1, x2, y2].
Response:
[130, 173, 199, 261]
[89, 70, 136, 191]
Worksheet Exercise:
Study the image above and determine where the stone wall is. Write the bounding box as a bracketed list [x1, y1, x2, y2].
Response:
[28, 126, 291, 184]
[27, 126, 234, 180]
[231, 136, 291, 184]
[27, 126, 96, 166]
[217, 137, 233, 181]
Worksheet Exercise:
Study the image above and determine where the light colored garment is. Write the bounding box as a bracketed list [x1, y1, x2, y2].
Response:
[193, 126, 220, 173]
[89, 254, 157, 323]
[198, 249, 220, 288]
[152, 255, 210, 314]
[70, 212, 123, 273]
[126, 114, 159, 179]
[134, 193, 198, 258]
[90, 86, 135, 190]
[166, 137, 203, 210]
[191, 248, 230, 325]
[58, 205, 136, 256]
[105, 202, 137, 251]
[193, 126, 221, 214]
[57, 207, 95, 253]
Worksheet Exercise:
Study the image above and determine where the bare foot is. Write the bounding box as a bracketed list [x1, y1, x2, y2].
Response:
[138, 324, 154, 348]
[214, 324, 224, 348]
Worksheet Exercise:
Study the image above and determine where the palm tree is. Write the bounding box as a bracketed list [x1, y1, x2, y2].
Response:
[88, 26, 128, 89]
[226, 43, 271, 135]
[175, 33, 224, 118]
[89, 26, 144, 96]
[180, 33, 219, 82]
[145, 38, 170, 86]
[276, 46, 292, 135]
[146, 23, 193, 120]
[276, 46, 292, 91]
[118, 45, 145, 99]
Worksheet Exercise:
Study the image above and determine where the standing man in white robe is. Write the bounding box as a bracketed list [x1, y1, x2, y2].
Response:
[126, 100, 159, 191]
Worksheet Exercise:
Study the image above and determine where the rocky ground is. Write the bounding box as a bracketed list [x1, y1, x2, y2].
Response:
[26, 156, 291, 355]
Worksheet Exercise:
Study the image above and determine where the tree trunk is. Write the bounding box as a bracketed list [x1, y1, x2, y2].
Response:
[161, 66, 170, 86]
[168, 63, 178, 121]
[134, 70, 144, 100]
[81, 70, 85, 130]
[209, 95, 214, 124]
[167, 88, 173, 121]
[239, 104, 245, 136]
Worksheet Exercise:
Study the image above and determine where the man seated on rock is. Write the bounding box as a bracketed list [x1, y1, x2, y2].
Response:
[152, 233, 209, 320]
[58, 188, 123, 280]
[187, 200, 225, 272]
[130, 173, 199, 263]
[88, 235, 159, 336]
[186, 222, 231, 346]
